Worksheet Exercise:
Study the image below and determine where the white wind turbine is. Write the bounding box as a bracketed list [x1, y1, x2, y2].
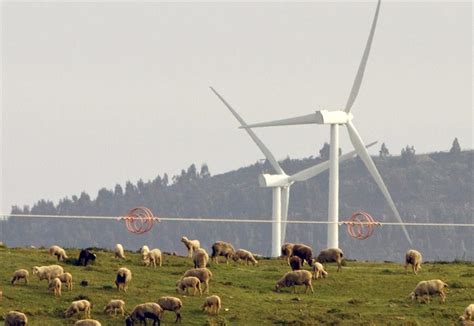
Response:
[242, 0, 413, 248]
[210, 87, 377, 257]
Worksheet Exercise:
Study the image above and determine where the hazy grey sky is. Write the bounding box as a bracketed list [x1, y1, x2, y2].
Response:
[1, 1, 472, 213]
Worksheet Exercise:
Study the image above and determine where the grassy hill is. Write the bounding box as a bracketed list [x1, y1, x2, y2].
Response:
[0, 246, 473, 325]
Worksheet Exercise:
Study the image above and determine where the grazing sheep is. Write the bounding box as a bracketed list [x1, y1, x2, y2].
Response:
[78, 249, 96, 266]
[65, 300, 91, 319]
[202, 295, 221, 315]
[290, 244, 314, 266]
[74, 320, 101, 326]
[157, 296, 183, 323]
[289, 256, 302, 271]
[49, 245, 68, 261]
[4, 311, 28, 326]
[176, 276, 201, 296]
[281, 243, 295, 260]
[312, 261, 328, 279]
[11, 269, 29, 285]
[49, 277, 62, 297]
[316, 248, 344, 272]
[193, 248, 209, 268]
[126, 303, 163, 326]
[409, 279, 448, 304]
[405, 249, 422, 275]
[144, 249, 162, 268]
[211, 241, 235, 264]
[181, 236, 200, 258]
[232, 249, 258, 266]
[183, 268, 213, 294]
[460, 304, 474, 321]
[103, 299, 125, 317]
[115, 244, 126, 259]
[140, 245, 150, 256]
[116, 267, 132, 292]
[58, 272, 73, 291]
[275, 270, 314, 294]
[32, 265, 64, 283]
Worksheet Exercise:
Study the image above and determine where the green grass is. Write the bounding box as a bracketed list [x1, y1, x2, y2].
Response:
[0, 247, 473, 325]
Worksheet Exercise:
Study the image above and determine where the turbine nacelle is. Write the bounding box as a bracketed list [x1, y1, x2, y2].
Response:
[258, 174, 289, 187]
[315, 110, 353, 125]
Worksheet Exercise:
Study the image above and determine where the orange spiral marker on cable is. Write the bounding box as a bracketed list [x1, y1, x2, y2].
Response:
[119, 207, 160, 234]
[343, 211, 380, 240]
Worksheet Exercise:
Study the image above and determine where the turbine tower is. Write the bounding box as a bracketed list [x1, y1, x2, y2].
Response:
[210, 87, 377, 257]
[242, 0, 413, 248]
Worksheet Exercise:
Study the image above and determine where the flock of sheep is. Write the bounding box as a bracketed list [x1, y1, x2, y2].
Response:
[1, 240, 473, 325]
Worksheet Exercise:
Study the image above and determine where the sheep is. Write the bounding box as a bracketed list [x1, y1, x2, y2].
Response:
[290, 244, 314, 266]
[157, 296, 183, 323]
[181, 236, 200, 258]
[176, 276, 202, 296]
[49, 245, 68, 261]
[193, 248, 209, 268]
[211, 241, 235, 264]
[202, 295, 221, 316]
[32, 265, 64, 283]
[78, 249, 96, 266]
[316, 248, 344, 272]
[232, 249, 258, 266]
[11, 269, 29, 285]
[460, 304, 474, 321]
[4, 311, 28, 326]
[49, 277, 62, 297]
[312, 261, 328, 279]
[405, 249, 422, 275]
[289, 256, 302, 271]
[115, 244, 126, 259]
[281, 243, 294, 260]
[116, 267, 132, 292]
[143, 249, 162, 268]
[140, 245, 150, 256]
[409, 279, 448, 304]
[58, 272, 73, 291]
[65, 300, 92, 319]
[103, 299, 125, 316]
[275, 270, 314, 294]
[183, 268, 213, 294]
[126, 303, 163, 326]
[74, 320, 102, 326]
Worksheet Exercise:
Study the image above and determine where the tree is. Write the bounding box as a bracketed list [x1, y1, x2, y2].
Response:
[449, 137, 461, 155]
[200, 163, 211, 178]
[319, 142, 342, 160]
[162, 173, 169, 187]
[114, 184, 123, 197]
[401, 145, 416, 164]
[379, 143, 390, 158]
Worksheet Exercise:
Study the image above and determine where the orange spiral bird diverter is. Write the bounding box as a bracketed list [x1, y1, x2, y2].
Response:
[119, 207, 160, 234]
[343, 211, 380, 240]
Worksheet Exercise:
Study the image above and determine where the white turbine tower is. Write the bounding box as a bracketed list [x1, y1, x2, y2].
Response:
[210, 87, 377, 257]
[242, 0, 413, 248]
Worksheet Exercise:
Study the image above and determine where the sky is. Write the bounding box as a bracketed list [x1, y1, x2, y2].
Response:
[1, 1, 472, 213]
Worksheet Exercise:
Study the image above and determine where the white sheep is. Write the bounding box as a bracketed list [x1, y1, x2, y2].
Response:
[115, 267, 132, 292]
[460, 304, 474, 321]
[157, 296, 183, 322]
[103, 299, 126, 316]
[58, 272, 73, 291]
[74, 320, 102, 326]
[275, 270, 314, 294]
[140, 245, 150, 256]
[32, 265, 64, 283]
[232, 249, 258, 265]
[65, 300, 91, 319]
[312, 261, 328, 279]
[115, 244, 126, 259]
[4, 311, 28, 326]
[126, 303, 163, 325]
[143, 248, 162, 268]
[193, 248, 209, 268]
[410, 279, 448, 304]
[181, 236, 200, 257]
[183, 268, 213, 294]
[49, 245, 68, 261]
[11, 269, 29, 285]
[48, 277, 62, 297]
[202, 295, 221, 315]
[176, 276, 202, 296]
[405, 249, 422, 275]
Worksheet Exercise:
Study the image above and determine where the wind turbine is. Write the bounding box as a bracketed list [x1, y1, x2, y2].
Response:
[241, 0, 413, 248]
[210, 87, 377, 257]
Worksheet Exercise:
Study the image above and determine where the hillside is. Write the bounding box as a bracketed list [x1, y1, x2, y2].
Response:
[0, 247, 472, 325]
[3, 150, 473, 261]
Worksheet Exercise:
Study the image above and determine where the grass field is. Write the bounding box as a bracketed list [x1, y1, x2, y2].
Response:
[0, 246, 472, 325]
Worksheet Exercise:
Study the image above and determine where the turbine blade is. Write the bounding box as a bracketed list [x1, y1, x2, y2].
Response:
[240, 113, 318, 129]
[281, 186, 290, 244]
[345, 0, 381, 113]
[210, 87, 285, 175]
[346, 121, 413, 245]
[288, 141, 377, 182]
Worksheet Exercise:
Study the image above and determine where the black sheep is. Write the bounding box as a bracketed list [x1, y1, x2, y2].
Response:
[78, 249, 96, 266]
